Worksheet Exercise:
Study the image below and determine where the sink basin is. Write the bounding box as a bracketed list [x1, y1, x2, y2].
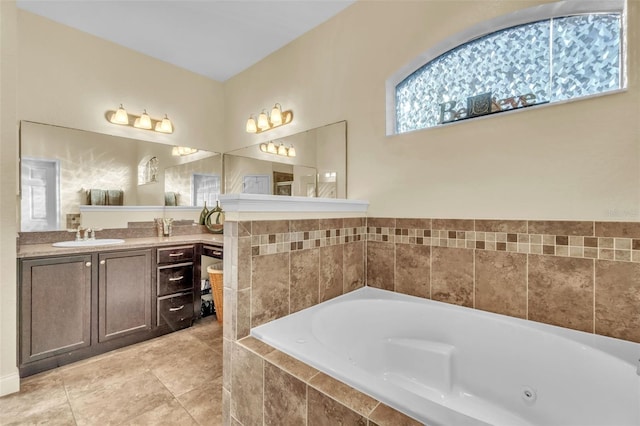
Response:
[52, 239, 125, 248]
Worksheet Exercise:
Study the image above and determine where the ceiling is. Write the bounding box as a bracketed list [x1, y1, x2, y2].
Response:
[16, 0, 355, 82]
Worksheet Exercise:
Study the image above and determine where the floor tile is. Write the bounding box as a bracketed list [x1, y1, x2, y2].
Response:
[123, 398, 198, 426]
[177, 375, 223, 425]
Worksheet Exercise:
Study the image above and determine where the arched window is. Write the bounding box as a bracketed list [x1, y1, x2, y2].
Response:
[388, 1, 625, 134]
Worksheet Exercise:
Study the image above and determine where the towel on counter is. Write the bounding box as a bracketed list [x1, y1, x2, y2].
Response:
[164, 192, 177, 206]
[106, 190, 123, 206]
[88, 189, 106, 205]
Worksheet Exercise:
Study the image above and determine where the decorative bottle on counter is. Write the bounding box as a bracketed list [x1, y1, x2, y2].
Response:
[198, 201, 209, 225]
[205, 200, 224, 234]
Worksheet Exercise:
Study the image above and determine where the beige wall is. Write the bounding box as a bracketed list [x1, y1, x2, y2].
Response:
[17, 10, 225, 153]
[0, 0, 19, 396]
[224, 0, 640, 221]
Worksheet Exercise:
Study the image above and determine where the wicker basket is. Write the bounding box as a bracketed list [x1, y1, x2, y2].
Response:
[207, 266, 223, 324]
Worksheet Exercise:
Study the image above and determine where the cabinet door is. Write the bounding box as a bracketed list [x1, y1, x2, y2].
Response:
[20, 255, 92, 365]
[98, 249, 151, 342]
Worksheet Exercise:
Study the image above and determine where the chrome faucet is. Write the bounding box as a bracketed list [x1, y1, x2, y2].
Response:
[89, 229, 95, 240]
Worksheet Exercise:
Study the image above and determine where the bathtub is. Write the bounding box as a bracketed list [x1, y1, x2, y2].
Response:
[251, 287, 640, 426]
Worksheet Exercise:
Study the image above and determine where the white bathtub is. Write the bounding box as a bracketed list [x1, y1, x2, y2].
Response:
[251, 287, 640, 426]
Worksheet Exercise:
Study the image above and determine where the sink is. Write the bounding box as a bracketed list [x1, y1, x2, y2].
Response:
[52, 239, 126, 248]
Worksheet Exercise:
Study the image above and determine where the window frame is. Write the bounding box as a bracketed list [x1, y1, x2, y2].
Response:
[386, 0, 626, 136]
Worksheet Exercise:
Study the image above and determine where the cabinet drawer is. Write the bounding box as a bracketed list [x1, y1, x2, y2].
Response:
[157, 293, 193, 327]
[157, 246, 194, 264]
[157, 263, 193, 296]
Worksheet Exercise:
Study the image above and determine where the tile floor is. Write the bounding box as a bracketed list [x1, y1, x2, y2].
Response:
[0, 316, 223, 425]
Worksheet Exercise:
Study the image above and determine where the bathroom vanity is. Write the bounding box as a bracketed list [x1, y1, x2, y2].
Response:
[17, 235, 222, 377]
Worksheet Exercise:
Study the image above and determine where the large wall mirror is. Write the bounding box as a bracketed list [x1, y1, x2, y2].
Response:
[20, 121, 222, 232]
[224, 120, 346, 198]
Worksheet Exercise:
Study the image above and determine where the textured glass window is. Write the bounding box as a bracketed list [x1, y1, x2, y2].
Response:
[395, 13, 621, 133]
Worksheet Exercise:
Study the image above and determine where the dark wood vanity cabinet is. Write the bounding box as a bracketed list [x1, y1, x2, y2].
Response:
[19, 248, 153, 377]
[156, 245, 196, 330]
[98, 250, 152, 342]
[20, 255, 93, 365]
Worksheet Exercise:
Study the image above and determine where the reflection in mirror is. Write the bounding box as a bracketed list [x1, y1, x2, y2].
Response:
[20, 121, 221, 231]
[224, 121, 346, 198]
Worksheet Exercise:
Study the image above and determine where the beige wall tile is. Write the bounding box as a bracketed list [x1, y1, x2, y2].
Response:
[264, 350, 319, 382]
[528, 220, 593, 236]
[231, 343, 263, 426]
[366, 241, 395, 291]
[475, 220, 527, 233]
[237, 288, 251, 339]
[344, 241, 365, 293]
[252, 220, 290, 235]
[307, 387, 367, 426]
[343, 217, 366, 228]
[290, 219, 320, 232]
[238, 221, 252, 237]
[367, 217, 396, 228]
[396, 218, 431, 229]
[595, 260, 640, 343]
[238, 237, 252, 290]
[251, 253, 290, 327]
[433, 219, 474, 231]
[290, 248, 320, 313]
[395, 244, 430, 299]
[320, 218, 344, 230]
[528, 255, 594, 333]
[309, 372, 378, 417]
[595, 221, 640, 238]
[475, 251, 526, 318]
[368, 402, 422, 426]
[320, 245, 344, 302]
[431, 247, 474, 307]
[264, 363, 307, 426]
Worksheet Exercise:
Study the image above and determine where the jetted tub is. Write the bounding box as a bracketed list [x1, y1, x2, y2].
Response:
[251, 287, 640, 426]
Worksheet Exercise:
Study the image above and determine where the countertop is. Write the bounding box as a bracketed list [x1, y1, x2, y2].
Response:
[18, 234, 224, 258]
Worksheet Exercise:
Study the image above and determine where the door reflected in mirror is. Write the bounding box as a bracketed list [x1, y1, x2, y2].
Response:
[20, 121, 222, 231]
[224, 120, 346, 198]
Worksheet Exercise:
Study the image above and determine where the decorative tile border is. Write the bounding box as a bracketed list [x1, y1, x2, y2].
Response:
[250, 226, 367, 256]
[367, 226, 640, 262]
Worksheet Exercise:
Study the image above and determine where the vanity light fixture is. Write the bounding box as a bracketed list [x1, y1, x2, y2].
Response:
[245, 103, 293, 134]
[171, 146, 198, 156]
[259, 141, 296, 157]
[106, 105, 174, 134]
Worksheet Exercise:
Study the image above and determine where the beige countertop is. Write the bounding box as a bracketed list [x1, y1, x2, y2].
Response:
[18, 234, 224, 258]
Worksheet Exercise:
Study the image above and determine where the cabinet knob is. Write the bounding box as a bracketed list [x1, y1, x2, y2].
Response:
[85, 262, 91, 267]
[100, 260, 106, 265]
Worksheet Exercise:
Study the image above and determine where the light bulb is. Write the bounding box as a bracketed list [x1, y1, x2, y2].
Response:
[277, 144, 287, 156]
[134, 109, 152, 129]
[267, 141, 277, 154]
[270, 103, 282, 126]
[287, 146, 296, 157]
[246, 116, 257, 133]
[257, 111, 269, 130]
[155, 114, 173, 133]
[111, 104, 129, 124]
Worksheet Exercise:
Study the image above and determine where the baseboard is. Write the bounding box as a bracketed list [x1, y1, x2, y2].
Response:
[0, 370, 20, 396]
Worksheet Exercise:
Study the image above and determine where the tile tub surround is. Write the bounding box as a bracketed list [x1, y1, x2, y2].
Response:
[367, 218, 640, 343]
[223, 218, 367, 426]
[224, 216, 640, 425]
[231, 336, 422, 426]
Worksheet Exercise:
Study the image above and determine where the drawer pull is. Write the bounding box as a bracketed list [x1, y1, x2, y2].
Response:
[168, 252, 184, 257]
[168, 276, 184, 282]
[85, 262, 91, 267]
[169, 305, 185, 312]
